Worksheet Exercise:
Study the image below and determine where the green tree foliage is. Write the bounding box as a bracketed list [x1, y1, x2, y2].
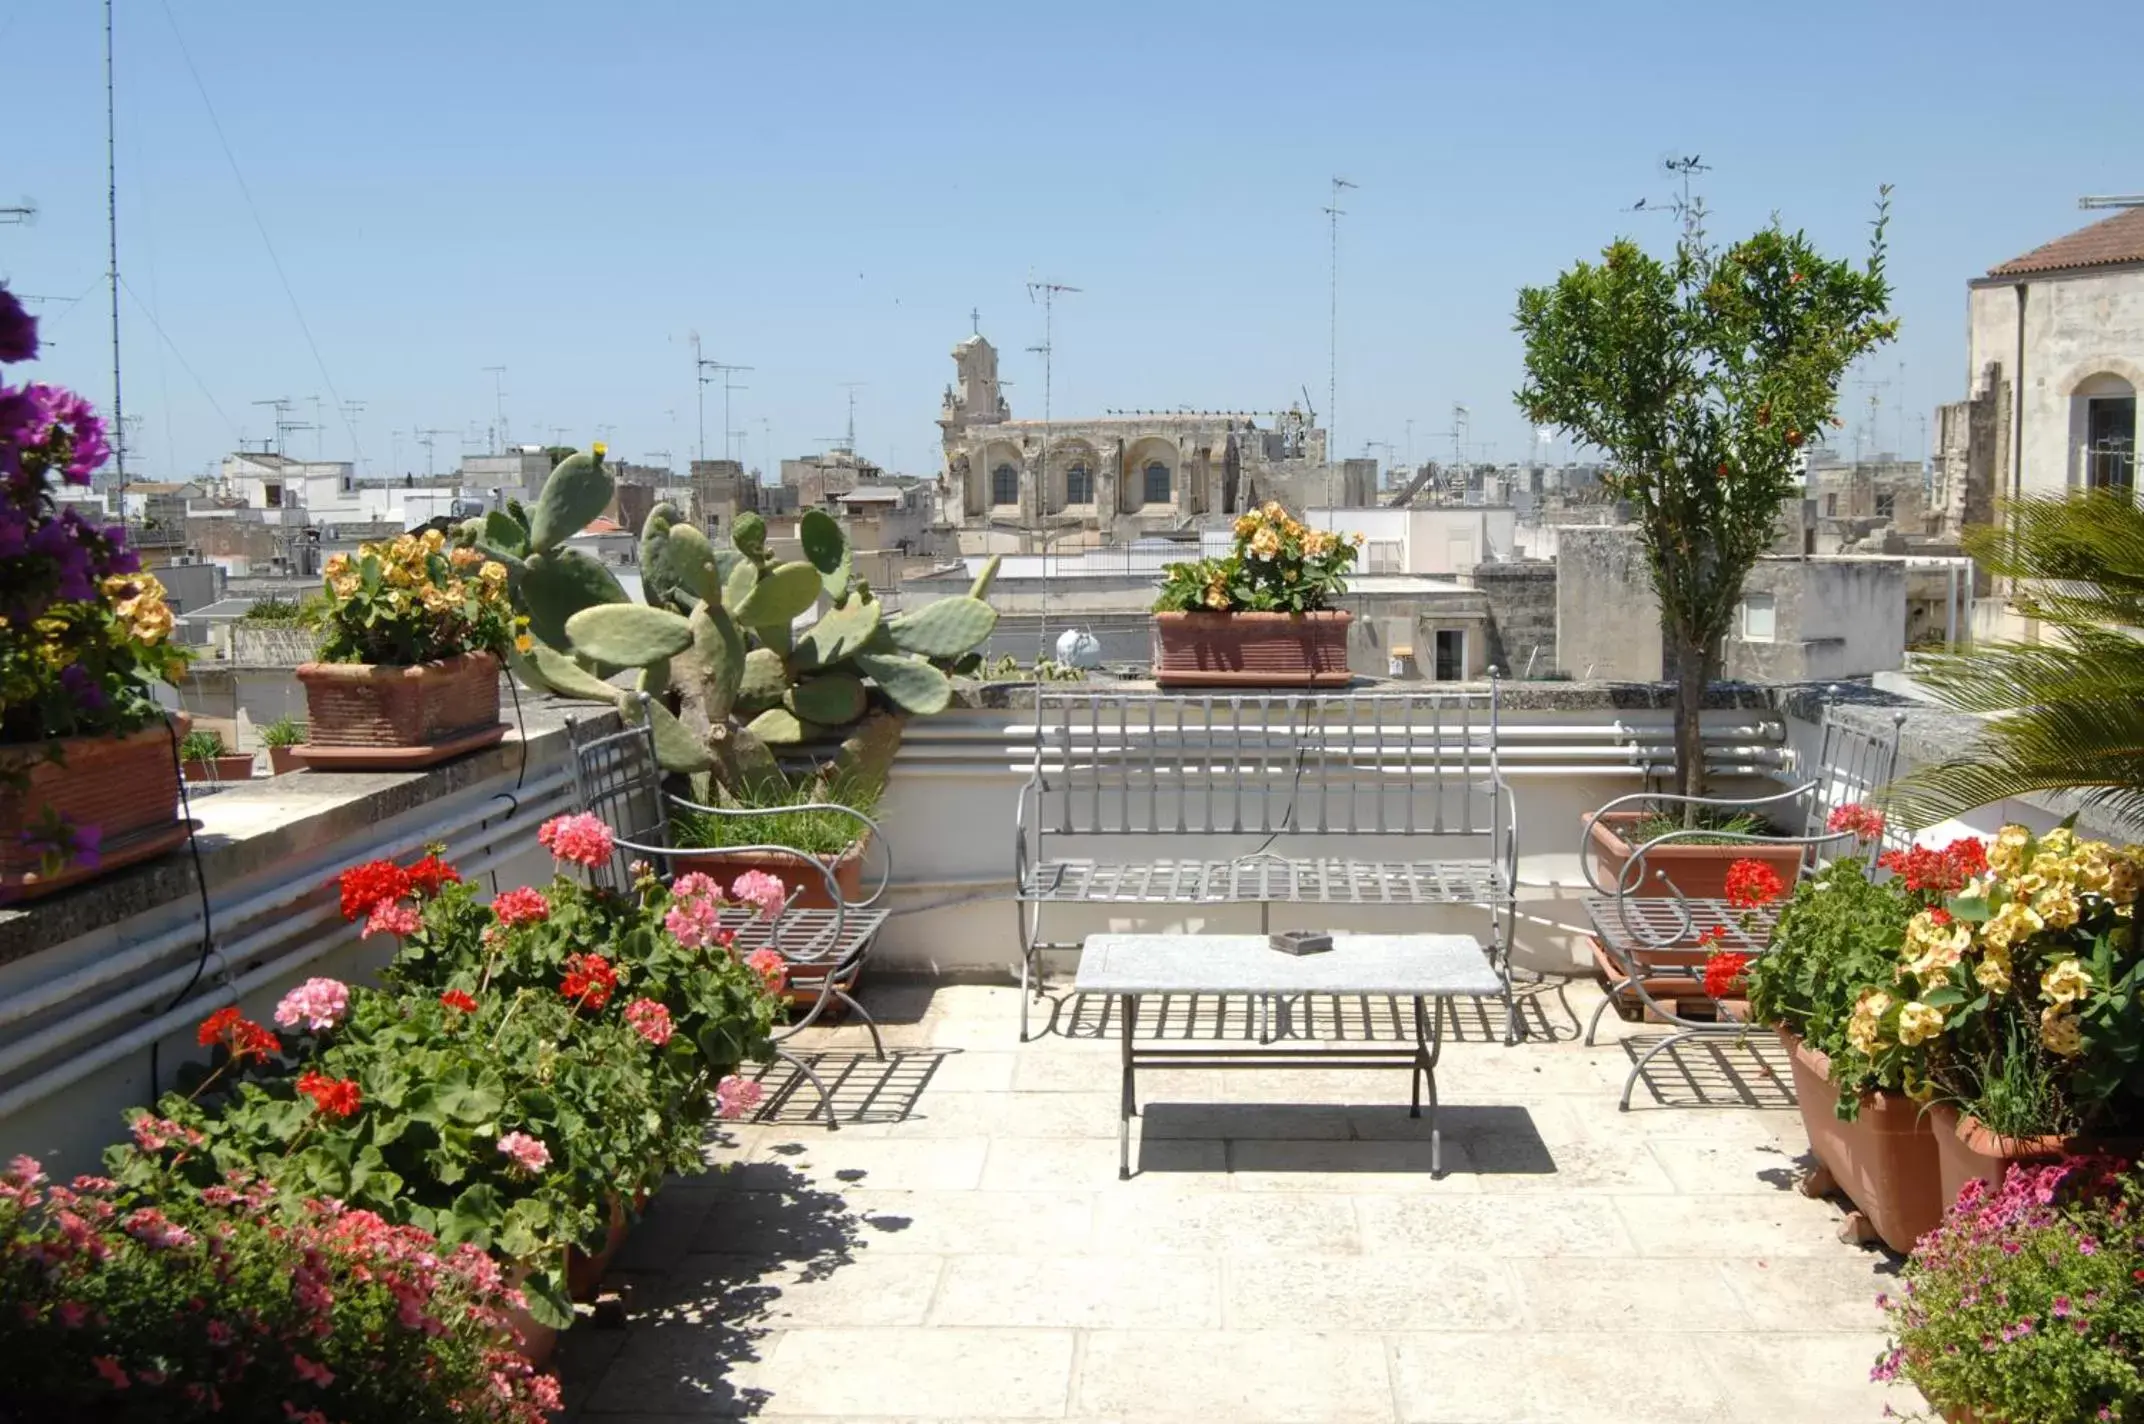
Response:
[1514, 197, 1896, 804]
[1885, 490, 2144, 830]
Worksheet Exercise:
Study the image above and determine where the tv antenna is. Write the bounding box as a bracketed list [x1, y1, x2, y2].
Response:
[1324, 176, 1357, 509]
[104, 0, 126, 497]
[1026, 277, 1080, 656]
[416, 426, 458, 479]
[482, 365, 509, 452]
[341, 399, 366, 473]
[713, 364, 753, 462]
[2079, 194, 2144, 210]
[838, 381, 868, 453]
[0, 197, 33, 224]
[250, 397, 309, 458]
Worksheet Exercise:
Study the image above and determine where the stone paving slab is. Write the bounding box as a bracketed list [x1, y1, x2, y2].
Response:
[564, 976, 1926, 1422]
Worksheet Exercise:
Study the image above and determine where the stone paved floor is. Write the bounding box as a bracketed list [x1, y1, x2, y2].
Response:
[560, 977, 1926, 1422]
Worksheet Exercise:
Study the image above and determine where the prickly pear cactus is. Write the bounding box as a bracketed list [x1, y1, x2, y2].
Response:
[477, 446, 1004, 788]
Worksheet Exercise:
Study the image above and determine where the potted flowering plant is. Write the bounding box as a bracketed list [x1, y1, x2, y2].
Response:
[1876, 1156, 2144, 1424]
[0, 1153, 559, 1421]
[1745, 828, 1949, 1253]
[293, 527, 521, 769]
[1862, 824, 2144, 1203]
[0, 283, 192, 899]
[1151, 501, 1360, 687]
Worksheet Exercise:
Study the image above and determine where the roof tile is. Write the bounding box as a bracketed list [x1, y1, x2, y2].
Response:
[1987, 207, 2144, 278]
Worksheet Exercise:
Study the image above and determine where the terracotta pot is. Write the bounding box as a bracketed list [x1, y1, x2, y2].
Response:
[566, 1194, 632, 1301]
[671, 833, 869, 910]
[266, 745, 305, 776]
[1151, 610, 1353, 688]
[1588, 810, 1806, 900]
[1779, 1029, 1944, 1253]
[501, 1262, 559, 1367]
[182, 754, 256, 783]
[1927, 1102, 2139, 1207]
[0, 717, 191, 900]
[294, 651, 506, 770]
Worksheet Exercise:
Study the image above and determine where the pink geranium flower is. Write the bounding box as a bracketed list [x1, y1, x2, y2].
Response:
[730, 870, 787, 920]
[361, 901, 422, 940]
[490, 885, 550, 928]
[665, 891, 723, 949]
[715, 1074, 764, 1120]
[744, 948, 788, 995]
[495, 1131, 551, 1176]
[624, 998, 674, 1046]
[537, 813, 614, 869]
[273, 978, 350, 1033]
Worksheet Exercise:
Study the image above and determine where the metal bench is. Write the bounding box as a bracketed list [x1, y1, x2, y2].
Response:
[564, 701, 893, 1128]
[1014, 685, 1518, 1042]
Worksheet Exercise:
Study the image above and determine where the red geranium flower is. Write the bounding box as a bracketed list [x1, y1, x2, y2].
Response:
[337, 859, 412, 922]
[194, 1006, 278, 1063]
[439, 988, 478, 1014]
[1703, 951, 1752, 1000]
[405, 853, 460, 900]
[296, 1070, 362, 1119]
[1723, 859, 1786, 910]
[559, 953, 618, 1012]
[1826, 803, 1886, 842]
[1877, 837, 1989, 894]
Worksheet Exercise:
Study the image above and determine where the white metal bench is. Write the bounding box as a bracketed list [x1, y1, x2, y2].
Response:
[1014, 686, 1518, 1042]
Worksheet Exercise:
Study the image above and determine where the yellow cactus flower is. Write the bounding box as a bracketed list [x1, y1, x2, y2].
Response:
[2039, 956, 2091, 1007]
[593, 441, 608, 458]
[2039, 1006, 2084, 1058]
[1974, 947, 2012, 994]
[1895, 1001, 1944, 1048]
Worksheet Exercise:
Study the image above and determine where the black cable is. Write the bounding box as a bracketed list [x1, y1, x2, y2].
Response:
[504, 664, 529, 792]
[148, 710, 217, 1098]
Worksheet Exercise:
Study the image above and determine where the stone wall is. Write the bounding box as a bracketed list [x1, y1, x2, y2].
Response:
[1553, 525, 1664, 680]
[1470, 560, 1557, 678]
[1967, 270, 2144, 499]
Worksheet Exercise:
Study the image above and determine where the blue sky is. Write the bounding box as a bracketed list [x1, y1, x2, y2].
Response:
[7, 1, 2138, 484]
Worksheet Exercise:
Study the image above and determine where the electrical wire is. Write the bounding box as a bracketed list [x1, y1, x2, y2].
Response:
[118, 275, 241, 442]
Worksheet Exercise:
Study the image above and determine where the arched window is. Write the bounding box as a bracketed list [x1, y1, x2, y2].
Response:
[1143, 461, 1171, 505]
[1065, 464, 1093, 505]
[992, 463, 1019, 506]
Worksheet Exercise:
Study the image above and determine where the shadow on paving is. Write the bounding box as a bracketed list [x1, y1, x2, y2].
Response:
[557, 1149, 867, 1419]
[1134, 1101, 1557, 1175]
[743, 1048, 956, 1126]
[1616, 1031, 1795, 1109]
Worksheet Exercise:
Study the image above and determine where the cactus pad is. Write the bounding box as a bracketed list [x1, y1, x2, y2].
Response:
[734, 560, 822, 628]
[521, 549, 628, 650]
[787, 671, 867, 726]
[857, 650, 953, 715]
[885, 596, 999, 659]
[794, 594, 882, 668]
[562, 603, 694, 667]
[799, 507, 852, 601]
[528, 448, 613, 551]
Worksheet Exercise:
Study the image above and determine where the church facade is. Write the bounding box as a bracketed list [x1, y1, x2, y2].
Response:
[936, 333, 1358, 546]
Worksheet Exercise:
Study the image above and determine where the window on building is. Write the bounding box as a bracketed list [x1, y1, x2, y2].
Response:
[2086, 396, 2137, 491]
[264, 483, 283, 509]
[1143, 461, 1171, 505]
[991, 463, 1019, 506]
[1875, 491, 1896, 520]
[1824, 493, 1838, 517]
[1065, 464, 1092, 505]
[1433, 629, 1465, 681]
[1739, 592, 1777, 643]
[1366, 540, 1403, 574]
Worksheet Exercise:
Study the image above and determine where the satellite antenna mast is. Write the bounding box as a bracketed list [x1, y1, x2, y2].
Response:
[838, 381, 868, 452]
[104, 0, 126, 497]
[1659, 152, 1711, 230]
[715, 363, 754, 461]
[1026, 278, 1080, 657]
[1325, 176, 1357, 509]
[251, 398, 296, 457]
[482, 366, 509, 452]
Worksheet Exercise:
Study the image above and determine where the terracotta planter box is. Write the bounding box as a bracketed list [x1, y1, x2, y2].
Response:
[0, 718, 192, 900]
[1152, 610, 1353, 688]
[1927, 1101, 2139, 1207]
[182, 754, 256, 783]
[294, 652, 506, 770]
[266, 745, 305, 776]
[1588, 810, 1806, 900]
[1779, 1029, 1944, 1254]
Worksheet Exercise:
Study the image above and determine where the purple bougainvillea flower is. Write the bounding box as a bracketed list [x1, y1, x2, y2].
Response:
[0, 286, 36, 364]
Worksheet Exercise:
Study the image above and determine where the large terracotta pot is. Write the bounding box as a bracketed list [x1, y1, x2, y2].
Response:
[182, 753, 256, 783]
[294, 651, 506, 770]
[1151, 610, 1353, 688]
[566, 1194, 633, 1301]
[1927, 1102, 2139, 1206]
[1588, 810, 1806, 900]
[1779, 1029, 1944, 1254]
[671, 834, 869, 910]
[501, 1262, 560, 1368]
[0, 717, 191, 900]
[266, 745, 305, 776]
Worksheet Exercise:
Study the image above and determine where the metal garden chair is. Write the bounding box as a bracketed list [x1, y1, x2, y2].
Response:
[563, 699, 893, 1128]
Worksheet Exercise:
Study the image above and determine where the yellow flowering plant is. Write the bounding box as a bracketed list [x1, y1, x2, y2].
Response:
[316, 529, 522, 666]
[1857, 823, 2144, 1137]
[1153, 501, 1361, 615]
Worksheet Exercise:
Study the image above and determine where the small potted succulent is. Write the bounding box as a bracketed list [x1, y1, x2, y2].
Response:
[260, 714, 307, 774]
[179, 727, 255, 783]
[0, 282, 193, 898]
[294, 527, 520, 769]
[1151, 502, 1359, 687]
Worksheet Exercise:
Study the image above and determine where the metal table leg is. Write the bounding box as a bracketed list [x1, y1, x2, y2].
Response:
[1413, 995, 1445, 1176]
[1118, 993, 1139, 1180]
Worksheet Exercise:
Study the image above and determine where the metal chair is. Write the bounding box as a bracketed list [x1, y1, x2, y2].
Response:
[563, 698, 894, 1128]
[1577, 706, 1905, 1105]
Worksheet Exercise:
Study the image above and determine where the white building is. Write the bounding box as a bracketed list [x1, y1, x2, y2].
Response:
[1304, 505, 1520, 576]
[1966, 206, 2143, 500]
